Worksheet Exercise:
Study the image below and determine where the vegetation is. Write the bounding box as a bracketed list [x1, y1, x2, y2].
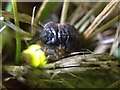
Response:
[1, 0, 120, 89]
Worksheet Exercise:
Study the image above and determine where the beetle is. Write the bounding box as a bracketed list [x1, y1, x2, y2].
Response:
[39, 22, 83, 51]
[29, 22, 85, 62]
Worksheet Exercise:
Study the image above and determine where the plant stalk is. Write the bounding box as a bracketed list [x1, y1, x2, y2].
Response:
[11, 0, 21, 64]
[83, 1, 119, 39]
[90, 15, 120, 38]
[60, 0, 70, 24]
[35, 0, 48, 24]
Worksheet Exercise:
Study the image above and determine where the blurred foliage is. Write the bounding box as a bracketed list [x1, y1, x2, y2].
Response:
[1, 1, 120, 89]
[37, 2, 59, 23]
[2, 54, 120, 88]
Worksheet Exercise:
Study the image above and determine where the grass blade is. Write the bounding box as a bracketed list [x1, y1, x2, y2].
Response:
[90, 15, 120, 38]
[1, 10, 37, 27]
[83, 1, 119, 39]
[74, 2, 107, 29]
[1, 20, 32, 39]
[35, 0, 48, 24]
[60, 0, 70, 24]
[110, 22, 120, 55]
[35, 0, 58, 23]
[11, 0, 21, 64]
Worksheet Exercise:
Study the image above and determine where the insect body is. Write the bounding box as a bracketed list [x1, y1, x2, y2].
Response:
[28, 22, 84, 63]
[39, 22, 82, 54]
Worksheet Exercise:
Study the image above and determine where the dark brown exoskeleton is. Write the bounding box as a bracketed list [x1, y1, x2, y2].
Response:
[31, 22, 84, 62]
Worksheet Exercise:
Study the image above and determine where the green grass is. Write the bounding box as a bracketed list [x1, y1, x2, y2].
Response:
[11, 0, 21, 64]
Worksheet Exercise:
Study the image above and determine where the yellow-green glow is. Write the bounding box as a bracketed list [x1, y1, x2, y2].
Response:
[22, 44, 47, 67]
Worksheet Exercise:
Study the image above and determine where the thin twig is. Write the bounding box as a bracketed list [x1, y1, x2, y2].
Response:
[83, 1, 119, 39]
[60, 0, 70, 24]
